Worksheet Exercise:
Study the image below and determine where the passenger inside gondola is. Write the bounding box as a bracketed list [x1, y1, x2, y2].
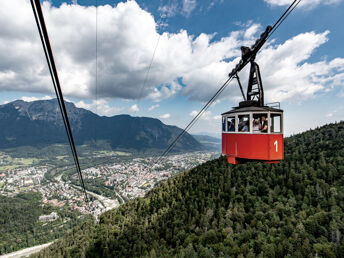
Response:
[260, 115, 268, 133]
[253, 118, 260, 132]
[227, 117, 235, 132]
[238, 115, 249, 132]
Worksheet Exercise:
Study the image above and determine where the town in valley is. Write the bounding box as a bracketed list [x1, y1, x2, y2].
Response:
[0, 151, 218, 217]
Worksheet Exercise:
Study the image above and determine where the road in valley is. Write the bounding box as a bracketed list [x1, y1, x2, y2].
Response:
[0, 242, 53, 258]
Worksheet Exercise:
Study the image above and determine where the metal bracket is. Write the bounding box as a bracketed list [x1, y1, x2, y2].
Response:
[234, 73, 246, 101]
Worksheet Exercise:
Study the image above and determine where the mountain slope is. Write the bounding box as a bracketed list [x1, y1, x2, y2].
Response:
[36, 121, 344, 257]
[192, 134, 221, 151]
[0, 100, 202, 152]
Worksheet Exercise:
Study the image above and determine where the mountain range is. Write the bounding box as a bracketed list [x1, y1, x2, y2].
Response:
[35, 121, 344, 257]
[192, 134, 221, 152]
[0, 99, 203, 152]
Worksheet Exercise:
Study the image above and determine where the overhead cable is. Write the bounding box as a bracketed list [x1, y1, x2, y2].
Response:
[268, 0, 301, 39]
[95, 0, 99, 147]
[30, 0, 89, 203]
[153, 76, 234, 165]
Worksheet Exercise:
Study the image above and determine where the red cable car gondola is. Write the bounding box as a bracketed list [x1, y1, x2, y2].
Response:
[222, 105, 284, 164]
[221, 26, 284, 164]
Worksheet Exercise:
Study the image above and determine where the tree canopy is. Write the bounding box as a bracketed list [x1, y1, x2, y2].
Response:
[36, 121, 344, 257]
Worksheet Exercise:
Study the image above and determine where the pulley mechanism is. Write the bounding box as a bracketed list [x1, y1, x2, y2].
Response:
[230, 25, 272, 108]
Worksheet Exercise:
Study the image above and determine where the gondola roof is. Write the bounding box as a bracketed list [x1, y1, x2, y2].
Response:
[222, 105, 283, 115]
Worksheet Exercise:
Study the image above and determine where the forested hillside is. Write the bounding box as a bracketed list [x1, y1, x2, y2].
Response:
[0, 192, 90, 255]
[36, 121, 344, 257]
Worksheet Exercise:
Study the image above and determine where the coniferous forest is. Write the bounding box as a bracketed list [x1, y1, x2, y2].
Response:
[35, 121, 344, 257]
[0, 192, 90, 255]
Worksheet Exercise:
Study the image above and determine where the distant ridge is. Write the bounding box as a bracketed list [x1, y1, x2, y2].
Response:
[0, 99, 203, 152]
[35, 121, 344, 257]
[192, 134, 221, 151]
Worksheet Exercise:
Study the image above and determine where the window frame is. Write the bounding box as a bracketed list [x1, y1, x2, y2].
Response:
[269, 112, 283, 134]
[222, 111, 283, 134]
[237, 113, 251, 133]
[226, 116, 236, 133]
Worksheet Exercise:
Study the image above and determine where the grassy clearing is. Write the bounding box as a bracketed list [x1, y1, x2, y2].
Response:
[94, 150, 131, 157]
[18, 158, 38, 165]
[56, 156, 68, 160]
[0, 157, 40, 171]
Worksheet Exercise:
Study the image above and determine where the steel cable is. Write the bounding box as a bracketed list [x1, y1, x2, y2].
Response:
[30, 0, 89, 203]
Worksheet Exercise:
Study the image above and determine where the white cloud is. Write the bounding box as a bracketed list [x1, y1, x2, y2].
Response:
[148, 81, 182, 102]
[189, 110, 213, 120]
[75, 99, 123, 116]
[256, 31, 344, 102]
[264, 0, 342, 8]
[129, 104, 140, 112]
[213, 115, 222, 121]
[207, 0, 224, 10]
[21, 95, 53, 102]
[182, 0, 197, 16]
[148, 104, 160, 111]
[158, 3, 178, 18]
[189, 110, 198, 117]
[159, 113, 171, 119]
[0, 0, 343, 106]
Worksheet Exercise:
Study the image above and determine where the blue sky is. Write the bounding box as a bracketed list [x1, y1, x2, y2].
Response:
[1, 0, 344, 137]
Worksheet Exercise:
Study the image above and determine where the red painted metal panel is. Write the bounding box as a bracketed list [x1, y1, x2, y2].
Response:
[222, 135, 226, 154]
[222, 133, 284, 163]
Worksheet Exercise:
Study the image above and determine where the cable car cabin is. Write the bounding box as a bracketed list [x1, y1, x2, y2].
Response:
[222, 106, 284, 164]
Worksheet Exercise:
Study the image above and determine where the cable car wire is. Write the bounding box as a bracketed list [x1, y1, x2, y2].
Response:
[153, 76, 234, 165]
[138, 34, 161, 101]
[137, 14, 168, 103]
[267, 0, 301, 40]
[30, 0, 89, 203]
[95, 0, 99, 148]
[152, 0, 301, 166]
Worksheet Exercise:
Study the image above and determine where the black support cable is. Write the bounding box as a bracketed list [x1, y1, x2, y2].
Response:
[95, 0, 98, 149]
[138, 34, 161, 101]
[152, 0, 302, 165]
[153, 76, 234, 165]
[270, 0, 299, 32]
[267, 0, 301, 40]
[30, 0, 89, 203]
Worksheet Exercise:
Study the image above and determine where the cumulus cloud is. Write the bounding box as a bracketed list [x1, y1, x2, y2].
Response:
[257, 31, 344, 102]
[148, 81, 182, 102]
[2, 0, 238, 100]
[148, 104, 160, 111]
[129, 104, 140, 112]
[159, 113, 171, 119]
[0, 0, 343, 106]
[21, 95, 53, 102]
[264, 0, 342, 8]
[75, 99, 123, 116]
